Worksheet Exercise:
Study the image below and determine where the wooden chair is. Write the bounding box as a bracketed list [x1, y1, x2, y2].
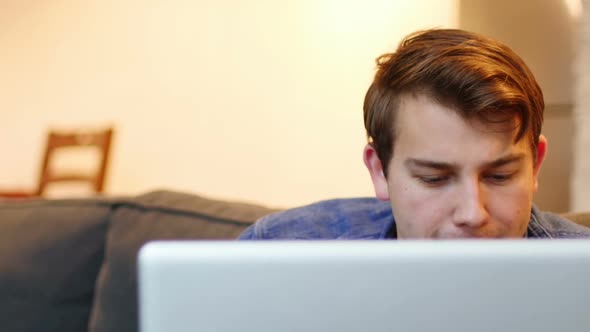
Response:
[0, 127, 114, 198]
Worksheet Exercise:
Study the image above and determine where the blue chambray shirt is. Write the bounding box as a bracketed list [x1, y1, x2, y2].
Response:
[239, 198, 590, 240]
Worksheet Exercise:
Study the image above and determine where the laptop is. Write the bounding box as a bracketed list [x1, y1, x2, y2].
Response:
[138, 240, 590, 332]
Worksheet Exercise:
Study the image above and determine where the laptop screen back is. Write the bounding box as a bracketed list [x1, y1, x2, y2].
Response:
[138, 240, 590, 332]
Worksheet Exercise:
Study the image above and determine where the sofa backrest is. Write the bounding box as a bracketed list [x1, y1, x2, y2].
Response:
[0, 190, 278, 332]
[561, 211, 590, 229]
[87, 190, 279, 332]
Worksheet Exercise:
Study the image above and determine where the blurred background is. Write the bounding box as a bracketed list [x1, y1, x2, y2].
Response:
[0, 0, 587, 211]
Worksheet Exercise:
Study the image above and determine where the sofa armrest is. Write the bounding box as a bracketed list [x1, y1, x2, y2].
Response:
[0, 198, 111, 332]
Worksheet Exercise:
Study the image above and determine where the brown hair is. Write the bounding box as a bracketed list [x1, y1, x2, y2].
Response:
[364, 29, 544, 175]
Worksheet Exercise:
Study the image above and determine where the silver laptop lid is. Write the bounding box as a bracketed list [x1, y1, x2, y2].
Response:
[139, 240, 590, 332]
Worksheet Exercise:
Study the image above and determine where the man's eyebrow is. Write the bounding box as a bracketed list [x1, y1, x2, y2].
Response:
[405, 153, 526, 170]
[405, 159, 456, 170]
[485, 153, 526, 168]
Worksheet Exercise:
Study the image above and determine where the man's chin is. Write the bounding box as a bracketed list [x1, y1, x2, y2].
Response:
[432, 231, 500, 239]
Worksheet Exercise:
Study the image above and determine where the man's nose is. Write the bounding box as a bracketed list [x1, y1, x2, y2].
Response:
[452, 178, 489, 228]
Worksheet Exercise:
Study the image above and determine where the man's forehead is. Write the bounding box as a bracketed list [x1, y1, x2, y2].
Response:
[395, 93, 524, 141]
[391, 93, 535, 166]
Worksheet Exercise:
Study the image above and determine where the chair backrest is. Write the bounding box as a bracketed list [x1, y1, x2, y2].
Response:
[36, 127, 114, 196]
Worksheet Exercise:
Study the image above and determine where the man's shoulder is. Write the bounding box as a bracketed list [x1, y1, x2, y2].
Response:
[530, 207, 590, 238]
[238, 197, 394, 240]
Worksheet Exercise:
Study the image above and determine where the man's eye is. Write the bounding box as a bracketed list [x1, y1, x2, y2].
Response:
[418, 175, 449, 186]
[485, 173, 514, 183]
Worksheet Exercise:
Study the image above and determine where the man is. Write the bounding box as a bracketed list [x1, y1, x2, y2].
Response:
[239, 28, 590, 240]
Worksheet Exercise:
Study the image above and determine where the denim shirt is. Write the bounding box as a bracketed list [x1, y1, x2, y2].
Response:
[238, 198, 590, 240]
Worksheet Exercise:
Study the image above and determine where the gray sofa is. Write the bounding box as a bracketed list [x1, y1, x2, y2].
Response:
[0, 190, 278, 332]
[1, 189, 589, 332]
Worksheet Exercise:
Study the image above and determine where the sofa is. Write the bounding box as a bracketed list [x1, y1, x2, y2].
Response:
[2, 189, 589, 332]
[0, 190, 279, 332]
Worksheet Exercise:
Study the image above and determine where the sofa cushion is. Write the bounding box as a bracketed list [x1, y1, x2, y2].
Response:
[0, 198, 111, 332]
[88, 190, 278, 332]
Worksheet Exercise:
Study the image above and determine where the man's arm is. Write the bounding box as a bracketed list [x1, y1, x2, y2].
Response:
[238, 223, 259, 240]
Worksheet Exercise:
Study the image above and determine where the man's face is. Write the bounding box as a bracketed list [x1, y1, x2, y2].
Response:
[364, 94, 547, 239]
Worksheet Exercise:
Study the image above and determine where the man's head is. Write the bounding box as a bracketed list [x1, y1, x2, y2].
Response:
[362, 28, 547, 239]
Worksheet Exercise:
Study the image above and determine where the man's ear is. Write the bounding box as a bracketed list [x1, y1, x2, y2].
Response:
[363, 143, 390, 201]
[533, 134, 548, 192]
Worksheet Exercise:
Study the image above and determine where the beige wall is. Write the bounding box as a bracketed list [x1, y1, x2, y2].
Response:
[460, 0, 579, 104]
[0, 0, 458, 207]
